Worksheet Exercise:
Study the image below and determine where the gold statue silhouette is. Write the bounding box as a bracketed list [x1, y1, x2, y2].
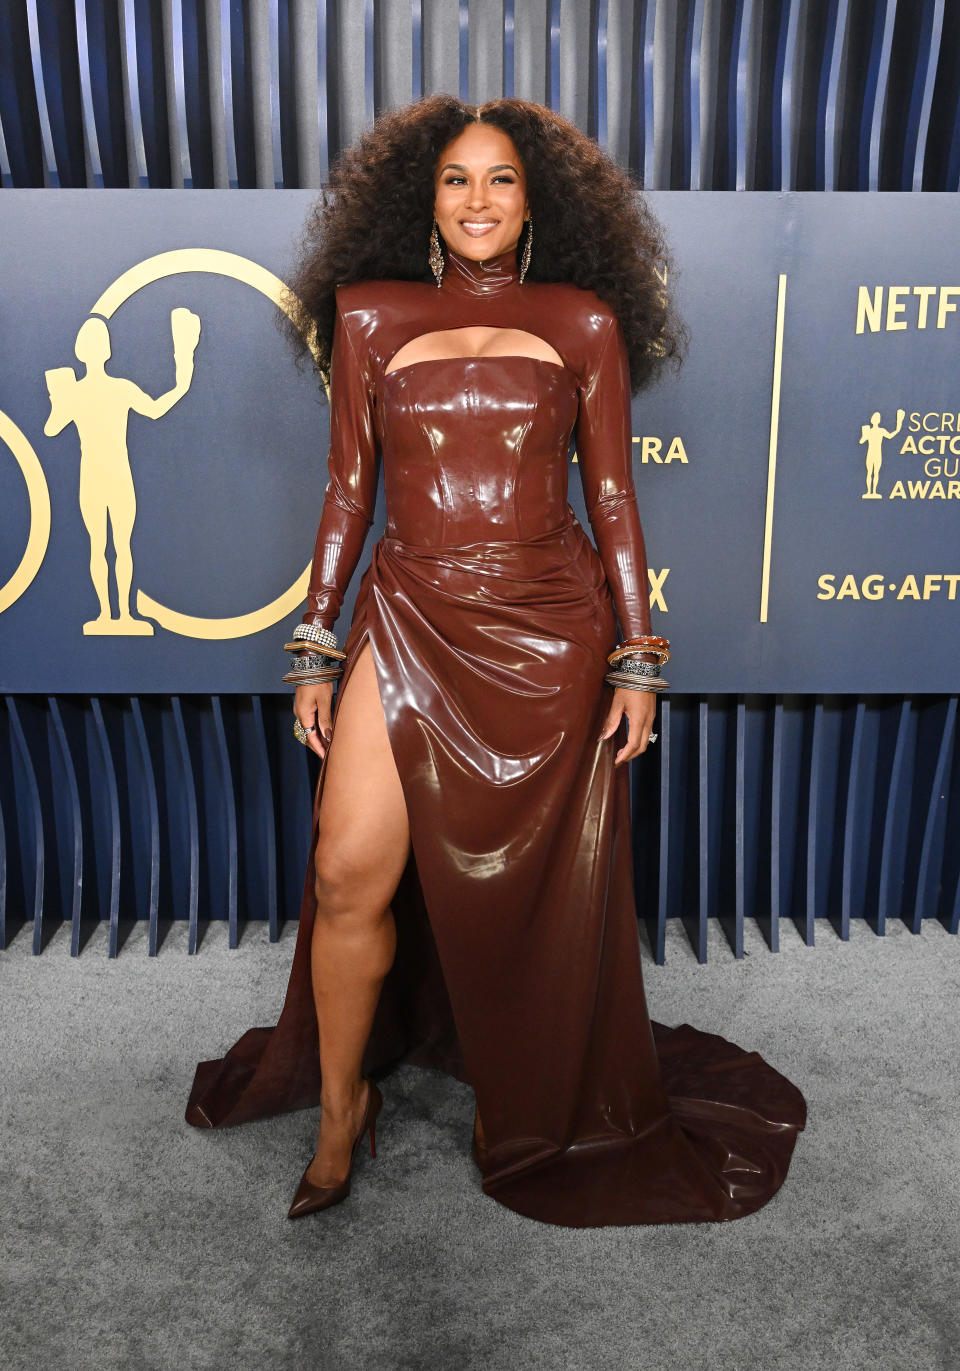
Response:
[44, 307, 201, 633]
[860, 407, 904, 499]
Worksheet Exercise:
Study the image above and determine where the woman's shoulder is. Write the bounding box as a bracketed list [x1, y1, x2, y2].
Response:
[332, 278, 435, 351]
[556, 280, 618, 330]
[334, 277, 434, 312]
[530, 281, 620, 366]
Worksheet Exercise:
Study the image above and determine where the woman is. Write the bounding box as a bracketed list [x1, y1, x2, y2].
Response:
[186, 95, 806, 1227]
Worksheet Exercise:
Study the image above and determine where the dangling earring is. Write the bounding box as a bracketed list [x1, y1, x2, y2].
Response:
[519, 213, 533, 284]
[429, 218, 445, 288]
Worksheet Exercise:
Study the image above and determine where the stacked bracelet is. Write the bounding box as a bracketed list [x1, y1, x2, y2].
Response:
[282, 623, 347, 660]
[604, 671, 670, 693]
[604, 633, 671, 693]
[281, 621, 344, 685]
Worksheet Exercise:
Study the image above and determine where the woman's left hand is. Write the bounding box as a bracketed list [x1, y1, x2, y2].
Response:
[600, 686, 658, 765]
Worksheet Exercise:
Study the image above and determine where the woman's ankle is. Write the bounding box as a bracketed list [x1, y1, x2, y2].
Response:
[319, 1076, 367, 1118]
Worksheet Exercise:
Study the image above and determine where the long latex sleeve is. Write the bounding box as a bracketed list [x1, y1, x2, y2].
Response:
[574, 314, 654, 644]
[300, 296, 380, 632]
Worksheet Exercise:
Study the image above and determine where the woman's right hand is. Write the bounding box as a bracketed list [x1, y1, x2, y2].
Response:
[294, 681, 335, 760]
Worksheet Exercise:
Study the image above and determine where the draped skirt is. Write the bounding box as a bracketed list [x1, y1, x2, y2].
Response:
[185, 517, 806, 1227]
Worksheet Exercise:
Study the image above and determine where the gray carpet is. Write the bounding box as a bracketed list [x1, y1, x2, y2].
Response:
[1, 914, 957, 1371]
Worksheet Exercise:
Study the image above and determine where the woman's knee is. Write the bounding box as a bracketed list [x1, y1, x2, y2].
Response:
[312, 841, 395, 927]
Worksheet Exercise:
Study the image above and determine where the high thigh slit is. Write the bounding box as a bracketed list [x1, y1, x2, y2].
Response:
[185, 247, 807, 1227]
[313, 635, 410, 886]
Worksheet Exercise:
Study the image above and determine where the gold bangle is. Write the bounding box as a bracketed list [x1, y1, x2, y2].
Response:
[282, 641, 347, 659]
[607, 644, 670, 668]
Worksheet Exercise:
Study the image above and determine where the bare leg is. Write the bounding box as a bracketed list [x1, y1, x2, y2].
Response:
[306, 638, 410, 1186]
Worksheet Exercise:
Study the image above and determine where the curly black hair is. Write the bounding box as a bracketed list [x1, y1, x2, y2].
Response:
[276, 93, 688, 396]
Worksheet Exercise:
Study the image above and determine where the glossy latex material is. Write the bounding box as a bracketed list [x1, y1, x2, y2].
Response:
[186, 245, 806, 1227]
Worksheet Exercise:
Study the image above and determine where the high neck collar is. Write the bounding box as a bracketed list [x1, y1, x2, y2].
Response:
[441, 243, 522, 295]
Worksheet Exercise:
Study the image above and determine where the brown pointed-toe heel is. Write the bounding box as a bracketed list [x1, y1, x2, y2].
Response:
[287, 1077, 383, 1221]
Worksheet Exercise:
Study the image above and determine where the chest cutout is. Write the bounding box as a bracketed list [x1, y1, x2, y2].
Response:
[384, 326, 565, 377]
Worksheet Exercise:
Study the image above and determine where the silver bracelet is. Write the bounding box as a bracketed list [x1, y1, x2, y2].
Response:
[293, 623, 340, 652]
[286, 652, 337, 674]
[614, 657, 662, 678]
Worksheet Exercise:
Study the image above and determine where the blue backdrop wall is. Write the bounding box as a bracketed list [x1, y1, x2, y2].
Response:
[1, 0, 958, 961]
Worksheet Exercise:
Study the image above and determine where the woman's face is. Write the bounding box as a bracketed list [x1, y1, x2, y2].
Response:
[433, 122, 529, 262]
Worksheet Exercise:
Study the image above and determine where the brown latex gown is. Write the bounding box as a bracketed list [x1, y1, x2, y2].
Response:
[185, 244, 807, 1227]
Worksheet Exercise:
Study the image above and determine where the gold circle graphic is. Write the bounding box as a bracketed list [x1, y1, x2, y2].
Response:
[0, 410, 51, 614]
[90, 248, 323, 640]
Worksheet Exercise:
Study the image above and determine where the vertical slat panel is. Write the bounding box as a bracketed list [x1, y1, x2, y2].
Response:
[118, 0, 150, 185]
[802, 697, 821, 945]
[166, 0, 194, 187]
[764, 697, 784, 952]
[47, 698, 84, 947]
[267, 0, 283, 185]
[502, 0, 515, 100]
[89, 698, 122, 956]
[839, 698, 866, 938]
[865, 0, 897, 190]
[822, 0, 851, 190]
[457, 0, 468, 102]
[218, 0, 239, 187]
[592, 0, 608, 148]
[732, 0, 755, 189]
[546, 0, 561, 109]
[907, 0, 944, 190]
[638, 0, 656, 186]
[76, 0, 105, 185]
[170, 697, 201, 952]
[211, 696, 239, 947]
[778, 0, 802, 189]
[876, 698, 914, 933]
[130, 698, 162, 953]
[25, 0, 60, 186]
[912, 696, 956, 930]
[317, 0, 331, 176]
[411, 0, 424, 103]
[689, 698, 709, 962]
[652, 0, 678, 188]
[5, 698, 45, 952]
[733, 697, 746, 955]
[246, 0, 276, 186]
[250, 695, 279, 941]
[685, 0, 705, 190]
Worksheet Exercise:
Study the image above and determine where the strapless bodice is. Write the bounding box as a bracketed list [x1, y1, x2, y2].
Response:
[376, 354, 580, 547]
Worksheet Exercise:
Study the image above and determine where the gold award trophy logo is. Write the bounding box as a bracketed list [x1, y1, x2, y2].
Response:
[860, 407, 905, 499]
[44, 308, 201, 634]
[37, 247, 322, 639]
